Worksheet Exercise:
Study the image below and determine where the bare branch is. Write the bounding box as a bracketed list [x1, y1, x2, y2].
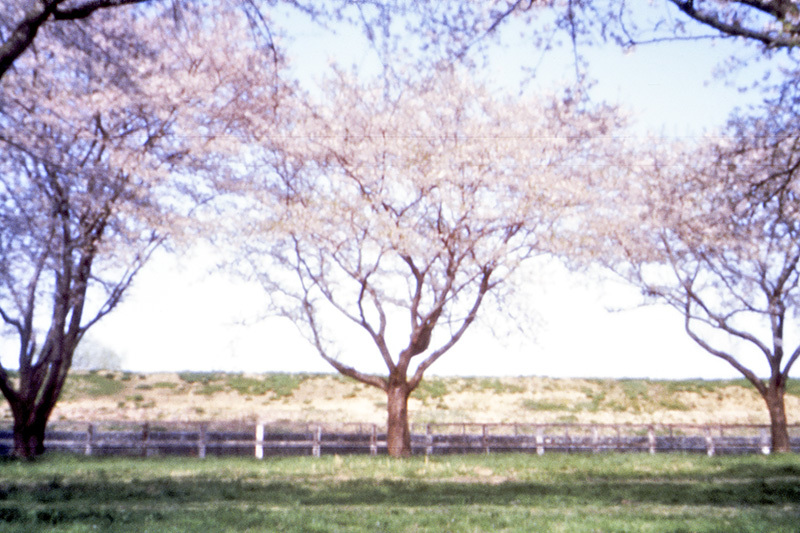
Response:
[784, 343, 800, 376]
[301, 296, 388, 391]
[53, 0, 152, 20]
[409, 268, 493, 390]
[684, 308, 768, 396]
[668, 0, 800, 48]
[0, 0, 152, 80]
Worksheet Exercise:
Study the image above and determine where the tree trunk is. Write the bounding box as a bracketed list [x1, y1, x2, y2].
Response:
[6, 375, 64, 460]
[764, 385, 791, 453]
[12, 411, 48, 460]
[386, 383, 412, 458]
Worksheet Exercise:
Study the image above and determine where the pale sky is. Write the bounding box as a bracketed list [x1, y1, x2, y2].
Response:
[12, 8, 791, 380]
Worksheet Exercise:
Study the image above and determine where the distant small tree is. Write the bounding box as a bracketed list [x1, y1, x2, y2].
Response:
[71, 338, 123, 371]
[602, 93, 800, 452]
[231, 70, 619, 457]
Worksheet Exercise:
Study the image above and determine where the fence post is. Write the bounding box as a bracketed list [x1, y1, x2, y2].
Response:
[648, 426, 656, 455]
[704, 427, 715, 457]
[312, 425, 321, 458]
[760, 428, 771, 455]
[591, 426, 599, 453]
[255, 424, 264, 460]
[198, 423, 207, 459]
[370, 424, 378, 456]
[482, 424, 490, 455]
[368, 424, 376, 455]
[85, 423, 94, 456]
[425, 424, 433, 456]
[141, 423, 150, 457]
[536, 427, 544, 456]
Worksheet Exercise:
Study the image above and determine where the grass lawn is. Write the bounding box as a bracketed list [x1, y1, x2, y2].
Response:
[0, 452, 798, 532]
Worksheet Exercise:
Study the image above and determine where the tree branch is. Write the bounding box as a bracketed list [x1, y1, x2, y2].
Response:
[0, 0, 58, 79]
[683, 298, 768, 397]
[300, 297, 387, 391]
[668, 0, 800, 47]
[0, 364, 21, 406]
[784, 343, 800, 376]
[683, 279, 774, 360]
[408, 267, 493, 390]
[354, 270, 396, 372]
[0, 0, 152, 80]
[53, 0, 151, 20]
[80, 233, 162, 332]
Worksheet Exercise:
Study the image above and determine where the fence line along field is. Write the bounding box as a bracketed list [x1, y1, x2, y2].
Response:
[3, 419, 797, 458]
[2, 371, 796, 427]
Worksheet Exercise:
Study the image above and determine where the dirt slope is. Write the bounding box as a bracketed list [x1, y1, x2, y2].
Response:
[3, 372, 796, 427]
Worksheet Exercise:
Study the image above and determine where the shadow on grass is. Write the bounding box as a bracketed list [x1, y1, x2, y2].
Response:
[716, 461, 800, 479]
[2, 475, 799, 508]
[0, 475, 798, 530]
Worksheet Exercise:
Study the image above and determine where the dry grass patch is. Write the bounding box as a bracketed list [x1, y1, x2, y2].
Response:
[0, 372, 796, 427]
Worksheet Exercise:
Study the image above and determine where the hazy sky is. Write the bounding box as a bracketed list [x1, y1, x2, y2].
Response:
[71, 10, 790, 379]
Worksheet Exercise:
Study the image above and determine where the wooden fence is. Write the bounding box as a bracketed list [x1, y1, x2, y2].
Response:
[1, 421, 798, 458]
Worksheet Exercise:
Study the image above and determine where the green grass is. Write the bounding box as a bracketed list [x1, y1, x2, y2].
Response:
[177, 372, 224, 385]
[515, 380, 696, 416]
[225, 375, 275, 396]
[661, 378, 749, 395]
[61, 373, 125, 399]
[572, 379, 700, 414]
[519, 399, 565, 411]
[226, 373, 311, 399]
[195, 384, 226, 396]
[465, 378, 526, 394]
[656, 377, 800, 398]
[0, 453, 797, 532]
[412, 380, 449, 402]
[172, 372, 312, 399]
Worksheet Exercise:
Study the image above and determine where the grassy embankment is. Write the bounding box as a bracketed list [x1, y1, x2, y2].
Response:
[5, 371, 797, 426]
[0, 453, 798, 532]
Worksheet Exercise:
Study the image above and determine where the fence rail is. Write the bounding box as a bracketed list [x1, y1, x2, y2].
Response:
[1, 421, 798, 458]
